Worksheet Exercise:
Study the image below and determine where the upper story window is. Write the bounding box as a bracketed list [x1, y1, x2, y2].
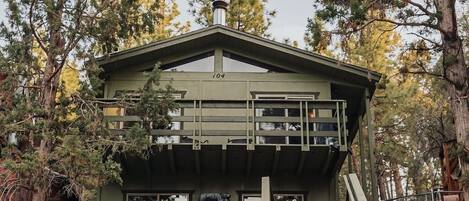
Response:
[222, 52, 289, 73]
[162, 52, 214, 72]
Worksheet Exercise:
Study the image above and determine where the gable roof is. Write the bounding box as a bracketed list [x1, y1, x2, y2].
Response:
[97, 25, 381, 87]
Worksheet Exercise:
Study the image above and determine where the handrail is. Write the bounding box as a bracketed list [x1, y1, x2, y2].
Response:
[383, 190, 462, 201]
[100, 98, 348, 149]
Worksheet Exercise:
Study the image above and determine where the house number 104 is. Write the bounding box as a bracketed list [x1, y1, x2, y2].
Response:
[213, 73, 225, 79]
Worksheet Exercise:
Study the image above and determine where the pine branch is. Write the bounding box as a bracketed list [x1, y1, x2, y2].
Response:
[405, 0, 435, 16]
[408, 32, 441, 48]
[29, 0, 47, 53]
[371, 18, 443, 33]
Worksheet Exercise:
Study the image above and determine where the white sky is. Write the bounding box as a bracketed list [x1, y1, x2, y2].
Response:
[0, 0, 314, 47]
[175, 0, 314, 47]
[0, 0, 467, 49]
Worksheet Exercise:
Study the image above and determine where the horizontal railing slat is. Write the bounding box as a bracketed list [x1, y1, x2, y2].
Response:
[104, 116, 338, 123]
[98, 98, 345, 109]
[110, 129, 338, 137]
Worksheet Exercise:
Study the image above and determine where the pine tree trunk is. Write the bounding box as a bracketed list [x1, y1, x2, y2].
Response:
[436, 1, 469, 200]
[391, 163, 404, 197]
[351, 147, 361, 179]
[378, 168, 388, 200]
[32, 1, 66, 200]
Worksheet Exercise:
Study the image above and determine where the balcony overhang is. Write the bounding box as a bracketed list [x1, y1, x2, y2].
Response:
[119, 144, 346, 179]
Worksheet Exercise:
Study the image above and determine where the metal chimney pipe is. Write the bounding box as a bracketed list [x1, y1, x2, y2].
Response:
[212, 0, 229, 25]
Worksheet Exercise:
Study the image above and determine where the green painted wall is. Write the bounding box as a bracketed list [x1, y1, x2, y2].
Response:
[105, 72, 331, 100]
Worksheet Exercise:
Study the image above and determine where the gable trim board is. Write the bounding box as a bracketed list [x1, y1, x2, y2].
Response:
[96, 25, 381, 88]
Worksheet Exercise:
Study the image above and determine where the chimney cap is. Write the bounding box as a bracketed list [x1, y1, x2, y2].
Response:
[212, 0, 229, 10]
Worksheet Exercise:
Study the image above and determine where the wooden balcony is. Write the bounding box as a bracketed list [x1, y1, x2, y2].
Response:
[101, 99, 348, 176]
[101, 99, 348, 151]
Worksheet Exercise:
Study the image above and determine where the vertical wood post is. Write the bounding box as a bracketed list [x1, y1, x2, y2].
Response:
[348, 154, 353, 174]
[261, 177, 271, 201]
[358, 117, 367, 195]
[214, 48, 223, 72]
[365, 90, 378, 201]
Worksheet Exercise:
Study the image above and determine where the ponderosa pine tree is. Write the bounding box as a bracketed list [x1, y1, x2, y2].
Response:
[0, 0, 178, 200]
[120, 0, 190, 49]
[306, 11, 455, 199]
[307, 0, 469, 199]
[188, 0, 276, 37]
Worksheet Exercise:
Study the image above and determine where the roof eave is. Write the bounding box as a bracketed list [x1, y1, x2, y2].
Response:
[96, 25, 382, 83]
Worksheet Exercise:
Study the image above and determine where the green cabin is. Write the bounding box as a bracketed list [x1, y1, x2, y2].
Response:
[96, 2, 381, 201]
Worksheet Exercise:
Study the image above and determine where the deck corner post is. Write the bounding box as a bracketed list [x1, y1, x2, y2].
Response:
[365, 89, 378, 201]
[358, 116, 367, 195]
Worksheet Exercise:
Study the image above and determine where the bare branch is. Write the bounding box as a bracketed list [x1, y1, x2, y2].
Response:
[408, 32, 441, 47]
[29, 0, 47, 53]
[371, 18, 445, 33]
[330, 19, 378, 35]
[405, 0, 435, 16]
[405, 70, 458, 87]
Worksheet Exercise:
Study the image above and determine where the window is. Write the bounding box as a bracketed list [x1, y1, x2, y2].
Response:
[241, 194, 260, 201]
[200, 193, 231, 201]
[254, 94, 336, 145]
[223, 52, 288, 73]
[127, 193, 189, 201]
[255, 95, 315, 145]
[241, 193, 304, 201]
[162, 52, 214, 72]
[109, 92, 184, 143]
[127, 193, 157, 201]
[273, 194, 304, 201]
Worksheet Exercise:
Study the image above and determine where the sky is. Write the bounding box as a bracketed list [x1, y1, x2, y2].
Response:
[0, 0, 315, 47]
[175, 0, 315, 47]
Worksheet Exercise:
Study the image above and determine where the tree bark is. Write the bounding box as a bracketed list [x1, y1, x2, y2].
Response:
[391, 163, 404, 198]
[436, 1, 469, 200]
[378, 166, 388, 200]
[442, 143, 460, 191]
[351, 147, 361, 179]
[32, 0, 66, 200]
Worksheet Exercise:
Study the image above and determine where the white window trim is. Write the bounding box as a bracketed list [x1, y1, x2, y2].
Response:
[241, 193, 261, 201]
[241, 193, 305, 201]
[273, 193, 305, 199]
[126, 193, 157, 201]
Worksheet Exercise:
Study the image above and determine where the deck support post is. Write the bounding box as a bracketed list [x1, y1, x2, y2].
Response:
[358, 117, 367, 195]
[168, 144, 176, 174]
[261, 177, 271, 201]
[221, 144, 227, 175]
[347, 153, 353, 174]
[322, 146, 334, 174]
[296, 151, 307, 176]
[246, 150, 253, 176]
[272, 145, 281, 175]
[365, 90, 378, 201]
[195, 150, 201, 175]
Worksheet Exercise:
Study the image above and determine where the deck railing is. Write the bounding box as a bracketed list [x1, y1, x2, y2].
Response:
[101, 99, 348, 151]
[383, 190, 462, 201]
